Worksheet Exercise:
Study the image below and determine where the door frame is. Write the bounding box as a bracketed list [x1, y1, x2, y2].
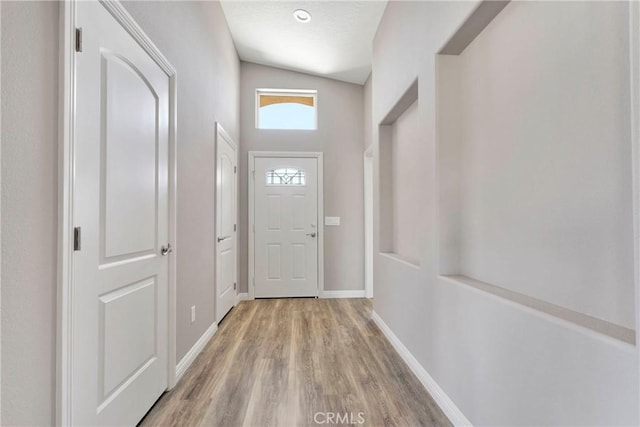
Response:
[364, 145, 374, 298]
[248, 151, 324, 300]
[215, 122, 239, 319]
[0, 2, 3, 421]
[57, 1, 178, 424]
[631, 2, 640, 422]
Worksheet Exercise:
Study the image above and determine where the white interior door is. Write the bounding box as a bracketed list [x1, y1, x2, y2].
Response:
[73, 2, 169, 425]
[254, 157, 319, 298]
[216, 125, 238, 322]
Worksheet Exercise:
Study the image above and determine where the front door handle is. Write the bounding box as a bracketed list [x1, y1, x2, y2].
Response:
[306, 232, 317, 238]
[161, 244, 173, 256]
[217, 235, 231, 242]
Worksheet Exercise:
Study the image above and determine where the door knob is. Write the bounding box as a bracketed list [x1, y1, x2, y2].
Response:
[161, 244, 173, 256]
[217, 235, 231, 242]
[306, 232, 317, 238]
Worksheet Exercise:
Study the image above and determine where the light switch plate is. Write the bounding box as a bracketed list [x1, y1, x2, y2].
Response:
[325, 216, 341, 226]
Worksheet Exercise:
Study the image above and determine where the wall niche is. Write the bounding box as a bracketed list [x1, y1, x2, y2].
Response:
[436, 0, 636, 344]
[379, 79, 423, 268]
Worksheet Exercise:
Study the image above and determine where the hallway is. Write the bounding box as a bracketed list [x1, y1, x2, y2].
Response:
[2, 1, 640, 425]
[139, 299, 450, 426]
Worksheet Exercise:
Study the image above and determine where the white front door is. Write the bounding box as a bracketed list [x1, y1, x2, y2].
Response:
[73, 2, 169, 425]
[254, 157, 319, 297]
[216, 125, 238, 322]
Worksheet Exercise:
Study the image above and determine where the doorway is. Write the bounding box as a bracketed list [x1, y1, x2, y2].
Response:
[248, 152, 324, 298]
[215, 123, 238, 322]
[58, 1, 177, 425]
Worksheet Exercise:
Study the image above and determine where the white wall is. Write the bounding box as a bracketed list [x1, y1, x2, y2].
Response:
[390, 100, 423, 265]
[1, 2, 59, 424]
[122, 1, 240, 361]
[372, 1, 639, 425]
[239, 62, 364, 293]
[1, 2, 239, 424]
[454, 1, 634, 329]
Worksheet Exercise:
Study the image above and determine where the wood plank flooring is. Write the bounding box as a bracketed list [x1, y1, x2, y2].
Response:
[139, 298, 451, 427]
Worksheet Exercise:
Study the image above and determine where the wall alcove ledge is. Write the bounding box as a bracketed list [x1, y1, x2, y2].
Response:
[379, 79, 423, 269]
[435, 0, 637, 344]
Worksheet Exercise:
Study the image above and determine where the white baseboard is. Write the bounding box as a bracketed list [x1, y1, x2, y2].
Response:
[175, 322, 218, 383]
[236, 292, 249, 305]
[371, 311, 472, 427]
[322, 290, 367, 299]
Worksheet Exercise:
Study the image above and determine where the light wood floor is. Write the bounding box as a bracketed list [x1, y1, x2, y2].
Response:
[139, 298, 451, 427]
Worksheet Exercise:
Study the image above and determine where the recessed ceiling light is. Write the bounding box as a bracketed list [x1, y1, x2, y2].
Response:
[293, 9, 311, 23]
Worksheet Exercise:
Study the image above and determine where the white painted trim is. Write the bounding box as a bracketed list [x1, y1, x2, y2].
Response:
[364, 145, 374, 156]
[248, 151, 324, 300]
[0, 1, 3, 422]
[630, 1, 640, 422]
[317, 154, 325, 300]
[167, 51, 178, 393]
[57, 3, 77, 423]
[236, 292, 250, 305]
[322, 290, 367, 299]
[371, 311, 472, 427]
[99, 0, 176, 75]
[248, 153, 255, 300]
[57, 1, 178, 424]
[215, 123, 239, 323]
[175, 322, 218, 383]
[257, 88, 318, 95]
[364, 145, 374, 299]
[216, 122, 238, 151]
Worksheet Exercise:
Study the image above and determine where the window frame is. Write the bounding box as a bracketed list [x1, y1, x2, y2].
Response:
[255, 88, 318, 130]
[266, 167, 307, 186]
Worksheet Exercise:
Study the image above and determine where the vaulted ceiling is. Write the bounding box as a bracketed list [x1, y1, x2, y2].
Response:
[220, 1, 388, 85]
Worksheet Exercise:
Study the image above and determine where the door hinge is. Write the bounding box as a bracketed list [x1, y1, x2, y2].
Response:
[234, 166, 237, 174]
[252, 278, 255, 287]
[75, 27, 83, 53]
[73, 227, 81, 251]
[252, 170, 255, 179]
[252, 224, 255, 233]
[234, 224, 237, 232]
[234, 282, 237, 290]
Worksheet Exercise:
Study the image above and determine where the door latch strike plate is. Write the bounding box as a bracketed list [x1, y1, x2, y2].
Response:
[75, 28, 83, 52]
[74, 227, 81, 251]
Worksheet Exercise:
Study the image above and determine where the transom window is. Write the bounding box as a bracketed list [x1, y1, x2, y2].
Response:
[256, 89, 317, 130]
[266, 168, 306, 186]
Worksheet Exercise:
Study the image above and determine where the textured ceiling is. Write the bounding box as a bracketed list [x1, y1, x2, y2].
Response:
[220, 1, 388, 85]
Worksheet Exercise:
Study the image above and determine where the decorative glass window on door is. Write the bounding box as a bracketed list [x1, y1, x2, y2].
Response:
[266, 168, 306, 186]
